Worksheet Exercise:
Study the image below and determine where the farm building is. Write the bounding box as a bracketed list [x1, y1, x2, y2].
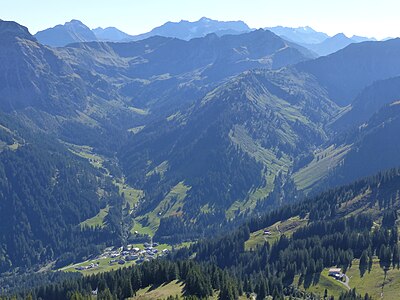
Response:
[328, 268, 344, 279]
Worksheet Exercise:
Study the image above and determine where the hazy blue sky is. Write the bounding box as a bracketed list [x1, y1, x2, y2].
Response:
[1, 0, 399, 39]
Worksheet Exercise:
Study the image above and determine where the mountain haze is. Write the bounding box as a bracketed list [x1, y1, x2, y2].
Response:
[332, 76, 400, 131]
[268, 26, 329, 44]
[2, 18, 400, 296]
[305, 33, 355, 56]
[297, 38, 400, 106]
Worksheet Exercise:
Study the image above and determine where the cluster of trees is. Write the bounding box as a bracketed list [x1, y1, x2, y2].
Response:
[177, 215, 393, 298]
[3, 260, 242, 300]
[338, 289, 372, 300]
[1, 257, 371, 300]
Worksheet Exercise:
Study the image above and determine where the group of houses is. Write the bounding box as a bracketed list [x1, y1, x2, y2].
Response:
[75, 243, 170, 271]
[75, 262, 99, 271]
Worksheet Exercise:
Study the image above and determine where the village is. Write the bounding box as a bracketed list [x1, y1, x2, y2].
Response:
[74, 242, 170, 271]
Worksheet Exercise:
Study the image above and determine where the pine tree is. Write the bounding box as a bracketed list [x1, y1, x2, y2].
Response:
[392, 245, 400, 269]
[98, 288, 113, 300]
[359, 250, 368, 277]
[368, 251, 373, 273]
[256, 279, 267, 300]
[121, 278, 133, 299]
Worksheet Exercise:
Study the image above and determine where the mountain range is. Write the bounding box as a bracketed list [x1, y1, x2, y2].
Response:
[129, 17, 251, 41]
[34, 17, 251, 46]
[34, 18, 380, 57]
[1, 16, 400, 297]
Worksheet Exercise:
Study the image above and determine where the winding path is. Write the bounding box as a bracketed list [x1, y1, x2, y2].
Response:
[340, 275, 350, 290]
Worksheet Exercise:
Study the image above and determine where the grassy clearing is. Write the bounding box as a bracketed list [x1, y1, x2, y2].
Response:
[131, 280, 184, 300]
[114, 178, 148, 236]
[337, 188, 381, 219]
[200, 204, 213, 214]
[115, 181, 144, 208]
[128, 107, 149, 116]
[166, 111, 183, 122]
[0, 124, 13, 134]
[0, 125, 22, 151]
[8, 142, 20, 150]
[63, 256, 136, 276]
[294, 269, 347, 299]
[293, 144, 352, 192]
[228, 125, 291, 215]
[229, 125, 291, 174]
[225, 200, 246, 220]
[176, 241, 194, 249]
[296, 257, 400, 300]
[75, 111, 101, 128]
[0, 141, 20, 151]
[128, 125, 146, 134]
[129, 243, 172, 252]
[245, 216, 308, 250]
[347, 258, 400, 300]
[142, 182, 190, 232]
[131, 281, 251, 300]
[146, 161, 169, 178]
[65, 143, 105, 169]
[131, 220, 155, 236]
[80, 206, 109, 229]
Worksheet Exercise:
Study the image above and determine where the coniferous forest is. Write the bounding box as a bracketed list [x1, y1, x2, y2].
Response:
[2, 168, 400, 299]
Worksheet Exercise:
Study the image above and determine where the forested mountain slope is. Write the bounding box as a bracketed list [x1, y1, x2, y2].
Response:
[327, 102, 400, 187]
[294, 80, 400, 193]
[0, 117, 122, 272]
[296, 38, 400, 106]
[332, 76, 400, 132]
[6, 167, 400, 299]
[59, 28, 315, 120]
[0, 21, 132, 271]
[120, 68, 339, 240]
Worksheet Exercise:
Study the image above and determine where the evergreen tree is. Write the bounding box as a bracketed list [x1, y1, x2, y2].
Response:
[359, 250, 368, 277]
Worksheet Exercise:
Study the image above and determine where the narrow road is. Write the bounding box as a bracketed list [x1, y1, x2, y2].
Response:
[340, 275, 350, 290]
[276, 224, 282, 235]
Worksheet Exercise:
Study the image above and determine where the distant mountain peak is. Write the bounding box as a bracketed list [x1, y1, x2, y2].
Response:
[34, 19, 97, 47]
[94, 26, 115, 31]
[66, 19, 85, 25]
[199, 17, 212, 22]
[0, 20, 34, 41]
[92, 26, 132, 42]
[332, 32, 348, 39]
